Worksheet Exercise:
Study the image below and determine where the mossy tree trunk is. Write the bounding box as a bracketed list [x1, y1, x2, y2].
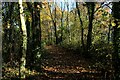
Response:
[19, 0, 27, 78]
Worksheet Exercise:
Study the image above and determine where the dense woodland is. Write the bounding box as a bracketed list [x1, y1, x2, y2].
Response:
[2, 1, 120, 80]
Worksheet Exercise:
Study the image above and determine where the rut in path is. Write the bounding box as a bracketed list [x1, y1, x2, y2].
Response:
[35, 45, 104, 80]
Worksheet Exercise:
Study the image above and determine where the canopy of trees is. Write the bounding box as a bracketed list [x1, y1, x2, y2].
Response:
[2, 1, 120, 80]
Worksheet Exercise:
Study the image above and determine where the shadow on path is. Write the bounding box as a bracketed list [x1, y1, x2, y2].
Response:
[34, 45, 106, 80]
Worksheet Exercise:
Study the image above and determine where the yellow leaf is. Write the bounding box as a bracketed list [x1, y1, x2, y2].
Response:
[111, 22, 116, 26]
[118, 25, 120, 28]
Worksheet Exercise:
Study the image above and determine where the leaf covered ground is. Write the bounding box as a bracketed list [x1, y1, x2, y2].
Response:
[38, 45, 107, 80]
[2, 45, 114, 80]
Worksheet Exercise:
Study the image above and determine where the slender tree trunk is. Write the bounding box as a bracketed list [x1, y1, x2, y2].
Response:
[76, 2, 85, 52]
[8, 3, 13, 63]
[108, 19, 111, 44]
[26, 2, 35, 70]
[47, 25, 50, 43]
[60, 2, 65, 43]
[86, 3, 95, 53]
[34, 2, 41, 48]
[39, 3, 42, 48]
[60, 6, 63, 38]
[66, 2, 70, 43]
[9, 3, 14, 62]
[48, 2, 58, 44]
[34, 2, 42, 71]
[26, 18, 30, 68]
[73, 9, 77, 42]
[18, 3, 22, 79]
[19, 0, 27, 78]
[54, 3, 58, 44]
[31, 4, 35, 70]
[50, 26, 53, 44]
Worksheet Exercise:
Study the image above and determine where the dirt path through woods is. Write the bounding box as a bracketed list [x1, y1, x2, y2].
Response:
[37, 45, 103, 80]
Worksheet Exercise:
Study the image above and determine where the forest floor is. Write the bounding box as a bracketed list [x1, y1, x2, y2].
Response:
[30, 45, 105, 80]
[3, 45, 112, 80]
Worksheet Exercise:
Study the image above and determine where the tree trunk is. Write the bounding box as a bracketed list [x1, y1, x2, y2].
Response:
[19, 0, 27, 78]
[34, 2, 41, 48]
[26, 18, 30, 68]
[60, 2, 65, 43]
[76, 2, 85, 52]
[112, 2, 120, 79]
[26, 2, 35, 70]
[86, 2, 95, 53]
[112, 20, 120, 79]
[48, 2, 58, 44]
[4, 2, 14, 64]
[54, 4, 58, 44]
[108, 19, 111, 44]
[66, 2, 70, 43]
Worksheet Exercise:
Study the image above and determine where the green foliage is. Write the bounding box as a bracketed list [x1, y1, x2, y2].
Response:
[2, 2, 120, 79]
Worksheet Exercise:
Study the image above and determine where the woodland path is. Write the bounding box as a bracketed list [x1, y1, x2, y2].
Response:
[28, 45, 104, 80]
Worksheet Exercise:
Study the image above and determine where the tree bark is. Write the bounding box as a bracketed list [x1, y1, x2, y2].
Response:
[76, 2, 85, 52]
[112, 2, 120, 79]
[66, 2, 70, 43]
[108, 19, 111, 44]
[48, 2, 58, 44]
[34, 2, 41, 48]
[60, 2, 65, 43]
[86, 2, 95, 53]
[54, 3, 58, 44]
[26, 18, 31, 68]
[19, 0, 27, 78]
[26, 2, 35, 70]
[112, 20, 120, 79]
